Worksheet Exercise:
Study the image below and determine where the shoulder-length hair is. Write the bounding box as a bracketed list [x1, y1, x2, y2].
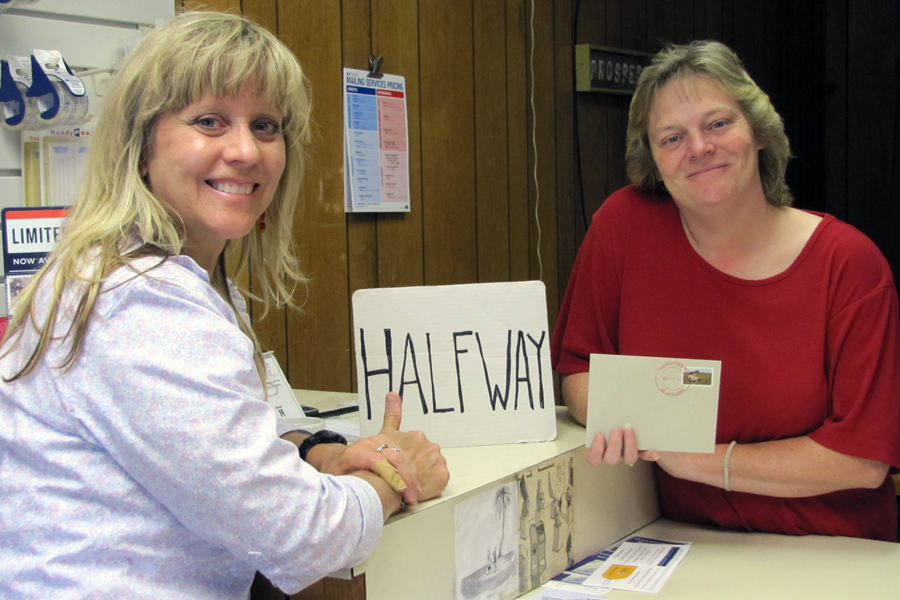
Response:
[3, 11, 311, 380]
[625, 40, 792, 207]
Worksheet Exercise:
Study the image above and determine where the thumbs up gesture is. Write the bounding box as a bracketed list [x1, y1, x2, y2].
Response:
[316, 392, 449, 506]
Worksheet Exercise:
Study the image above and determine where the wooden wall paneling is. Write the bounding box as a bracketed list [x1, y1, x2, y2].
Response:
[824, 0, 848, 220]
[474, 0, 512, 283]
[342, 0, 375, 395]
[642, 0, 658, 51]
[280, 0, 353, 391]
[576, 0, 607, 42]
[648, 0, 677, 47]
[574, 2, 611, 222]
[342, 0, 378, 299]
[184, 0, 241, 13]
[621, 0, 646, 53]
[604, 0, 627, 196]
[618, 0, 644, 194]
[507, 0, 532, 282]
[371, 0, 425, 289]
[636, 0, 651, 53]
[529, 0, 559, 318]
[241, 0, 277, 30]
[845, 0, 900, 283]
[419, 0, 478, 285]
[554, 0, 578, 298]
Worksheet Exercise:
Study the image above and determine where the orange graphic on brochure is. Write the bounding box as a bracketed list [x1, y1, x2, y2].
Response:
[602, 564, 637, 579]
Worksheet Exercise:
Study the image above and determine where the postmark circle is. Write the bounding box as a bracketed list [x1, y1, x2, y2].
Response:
[656, 361, 687, 396]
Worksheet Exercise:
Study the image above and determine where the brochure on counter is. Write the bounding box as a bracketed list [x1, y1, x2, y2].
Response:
[537, 536, 690, 597]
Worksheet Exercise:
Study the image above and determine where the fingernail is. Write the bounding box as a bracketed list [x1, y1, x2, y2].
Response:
[624, 422, 633, 430]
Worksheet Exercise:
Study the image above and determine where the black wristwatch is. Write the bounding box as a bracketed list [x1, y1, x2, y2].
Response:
[298, 430, 348, 462]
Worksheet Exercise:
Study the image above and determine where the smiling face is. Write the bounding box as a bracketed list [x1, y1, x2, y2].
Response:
[647, 75, 765, 214]
[144, 85, 286, 273]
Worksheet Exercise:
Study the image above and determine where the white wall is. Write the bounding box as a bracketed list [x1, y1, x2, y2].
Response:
[0, 0, 174, 282]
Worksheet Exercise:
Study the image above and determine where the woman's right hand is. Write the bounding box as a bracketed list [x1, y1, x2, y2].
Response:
[319, 392, 449, 506]
[586, 426, 660, 466]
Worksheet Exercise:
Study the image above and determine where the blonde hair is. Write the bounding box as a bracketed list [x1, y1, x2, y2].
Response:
[2, 11, 311, 380]
[625, 40, 792, 207]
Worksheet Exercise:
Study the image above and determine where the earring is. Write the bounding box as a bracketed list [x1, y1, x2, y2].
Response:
[258, 211, 267, 232]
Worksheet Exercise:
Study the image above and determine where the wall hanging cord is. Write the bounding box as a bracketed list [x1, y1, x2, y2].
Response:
[529, 0, 543, 282]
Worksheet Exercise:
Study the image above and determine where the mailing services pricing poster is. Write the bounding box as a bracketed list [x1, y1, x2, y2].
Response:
[343, 68, 411, 213]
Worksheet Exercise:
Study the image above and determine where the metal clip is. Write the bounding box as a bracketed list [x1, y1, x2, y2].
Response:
[367, 54, 384, 79]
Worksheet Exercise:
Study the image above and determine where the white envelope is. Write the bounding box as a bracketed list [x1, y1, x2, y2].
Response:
[586, 354, 721, 453]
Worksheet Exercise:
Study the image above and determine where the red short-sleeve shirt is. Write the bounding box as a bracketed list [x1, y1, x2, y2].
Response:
[552, 186, 900, 541]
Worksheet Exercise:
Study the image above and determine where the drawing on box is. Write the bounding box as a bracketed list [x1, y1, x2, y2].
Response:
[455, 482, 519, 600]
[518, 474, 530, 538]
[516, 456, 574, 595]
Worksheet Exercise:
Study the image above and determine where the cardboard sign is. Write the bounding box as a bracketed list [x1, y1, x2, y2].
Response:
[353, 281, 557, 448]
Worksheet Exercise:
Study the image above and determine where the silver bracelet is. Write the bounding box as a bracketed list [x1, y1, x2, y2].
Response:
[723, 440, 737, 492]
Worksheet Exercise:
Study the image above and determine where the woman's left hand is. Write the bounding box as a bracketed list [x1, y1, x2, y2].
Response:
[312, 392, 448, 505]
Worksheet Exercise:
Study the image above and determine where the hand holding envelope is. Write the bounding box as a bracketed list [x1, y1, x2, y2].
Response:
[585, 354, 721, 458]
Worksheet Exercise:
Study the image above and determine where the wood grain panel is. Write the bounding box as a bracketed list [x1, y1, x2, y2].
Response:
[342, 0, 377, 295]
[474, 0, 512, 283]
[605, 0, 627, 196]
[649, 0, 677, 46]
[341, 0, 374, 394]
[574, 0, 611, 222]
[184, 0, 241, 13]
[620, 0, 640, 52]
[529, 0, 558, 317]
[241, 0, 277, 28]
[554, 0, 577, 323]
[280, 0, 352, 391]
[507, 0, 531, 282]
[419, 0, 478, 285]
[371, 0, 425, 288]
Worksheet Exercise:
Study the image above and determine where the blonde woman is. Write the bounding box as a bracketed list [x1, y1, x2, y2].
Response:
[0, 12, 448, 598]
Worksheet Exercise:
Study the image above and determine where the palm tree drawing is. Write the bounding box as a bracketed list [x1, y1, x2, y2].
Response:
[460, 484, 518, 598]
[495, 485, 512, 552]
